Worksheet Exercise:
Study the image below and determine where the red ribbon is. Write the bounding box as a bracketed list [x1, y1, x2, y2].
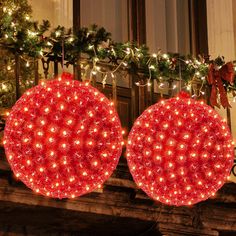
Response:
[207, 62, 234, 108]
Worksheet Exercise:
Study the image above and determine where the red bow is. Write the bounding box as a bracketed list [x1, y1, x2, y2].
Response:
[207, 62, 234, 108]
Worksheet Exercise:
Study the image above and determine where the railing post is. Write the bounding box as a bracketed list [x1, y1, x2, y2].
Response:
[226, 107, 232, 131]
[74, 57, 81, 81]
[54, 60, 59, 77]
[139, 79, 146, 114]
[148, 79, 155, 105]
[130, 75, 139, 123]
[34, 59, 39, 86]
[14, 54, 20, 100]
[91, 75, 97, 88]
[41, 58, 50, 79]
[112, 76, 117, 108]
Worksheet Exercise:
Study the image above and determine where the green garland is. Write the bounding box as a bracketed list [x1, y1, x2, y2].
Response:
[0, 0, 236, 105]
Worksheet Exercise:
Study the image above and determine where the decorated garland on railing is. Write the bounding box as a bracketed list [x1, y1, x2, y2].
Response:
[1, 0, 236, 108]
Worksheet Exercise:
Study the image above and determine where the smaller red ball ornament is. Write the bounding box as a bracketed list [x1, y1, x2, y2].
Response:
[4, 73, 123, 199]
[126, 93, 234, 206]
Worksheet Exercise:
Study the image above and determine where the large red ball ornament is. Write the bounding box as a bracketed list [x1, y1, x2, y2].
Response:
[4, 73, 123, 198]
[126, 92, 234, 206]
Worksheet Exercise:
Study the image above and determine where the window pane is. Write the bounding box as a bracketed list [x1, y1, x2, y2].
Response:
[145, 0, 190, 54]
[29, 0, 73, 29]
[80, 0, 128, 42]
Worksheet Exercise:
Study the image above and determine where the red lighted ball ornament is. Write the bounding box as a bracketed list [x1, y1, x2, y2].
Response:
[4, 73, 123, 199]
[126, 92, 234, 206]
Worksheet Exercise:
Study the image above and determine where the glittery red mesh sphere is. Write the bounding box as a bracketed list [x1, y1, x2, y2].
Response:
[4, 73, 123, 199]
[126, 93, 234, 206]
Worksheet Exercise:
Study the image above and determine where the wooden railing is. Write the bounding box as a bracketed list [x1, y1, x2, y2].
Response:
[1, 54, 235, 140]
[2, 55, 163, 126]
